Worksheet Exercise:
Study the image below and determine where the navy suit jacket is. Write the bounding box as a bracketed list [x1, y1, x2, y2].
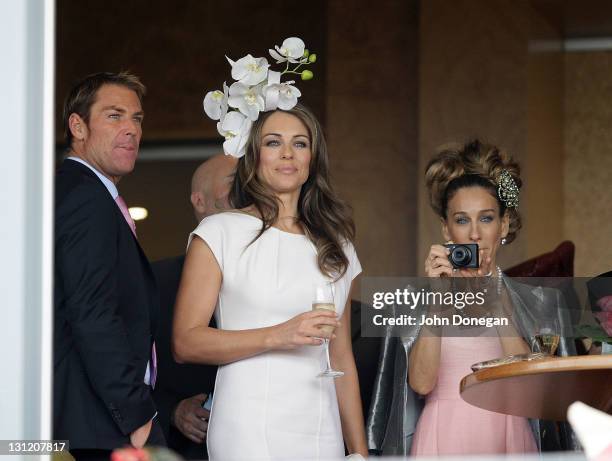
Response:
[53, 159, 159, 449]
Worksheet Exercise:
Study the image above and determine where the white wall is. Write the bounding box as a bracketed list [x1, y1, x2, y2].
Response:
[0, 0, 54, 457]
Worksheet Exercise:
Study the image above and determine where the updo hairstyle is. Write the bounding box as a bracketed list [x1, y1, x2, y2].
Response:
[424, 139, 522, 244]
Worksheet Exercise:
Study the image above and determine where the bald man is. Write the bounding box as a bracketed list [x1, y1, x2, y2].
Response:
[152, 154, 236, 459]
[190, 154, 237, 222]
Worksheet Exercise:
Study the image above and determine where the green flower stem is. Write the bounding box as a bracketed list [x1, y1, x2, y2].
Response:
[280, 62, 312, 77]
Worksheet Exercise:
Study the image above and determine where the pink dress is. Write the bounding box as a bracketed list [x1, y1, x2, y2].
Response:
[410, 335, 538, 456]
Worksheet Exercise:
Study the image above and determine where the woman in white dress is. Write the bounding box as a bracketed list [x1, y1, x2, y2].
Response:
[173, 104, 368, 460]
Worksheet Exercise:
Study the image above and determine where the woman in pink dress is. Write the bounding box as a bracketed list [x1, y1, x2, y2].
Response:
[408, 140, 538, 455]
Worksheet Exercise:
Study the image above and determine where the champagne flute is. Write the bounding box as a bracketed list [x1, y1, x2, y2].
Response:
[312, 283, 344, 378]
[534, 318, 560, 356]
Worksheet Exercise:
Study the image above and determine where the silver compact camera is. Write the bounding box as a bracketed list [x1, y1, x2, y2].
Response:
[444, 243, 479, 269]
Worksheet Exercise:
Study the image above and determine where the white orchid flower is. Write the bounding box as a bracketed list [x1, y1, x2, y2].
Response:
[203, 82, 229, 121]
[262, 70, 281, 111]
[228, 81, 265, 121]
[217, 111, 252, 158]
[226, 54, 269, 86]
[263, 73, 302, 111]
[277, 82, 301, 110]
[203, 38, 314, 155]
[269, 37, 306, 64]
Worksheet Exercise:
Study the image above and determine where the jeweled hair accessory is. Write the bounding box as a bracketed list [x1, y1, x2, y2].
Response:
[497, 170, 520, 208]
[203, 37, 316, 158]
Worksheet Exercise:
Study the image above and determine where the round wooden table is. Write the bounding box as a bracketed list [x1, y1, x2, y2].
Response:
[460, 355, 612, 421]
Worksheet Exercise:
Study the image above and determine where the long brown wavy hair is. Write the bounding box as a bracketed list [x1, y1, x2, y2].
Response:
[425, 139, 522, 243]
[229, 104, 355, 279]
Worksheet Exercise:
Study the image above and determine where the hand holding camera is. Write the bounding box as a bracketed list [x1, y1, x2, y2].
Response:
[424, 241, 492, 278]
[446, 243, 479, 269]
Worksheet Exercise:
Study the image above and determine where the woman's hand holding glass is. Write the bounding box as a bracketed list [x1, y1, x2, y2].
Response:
[269, 310, 339, 350]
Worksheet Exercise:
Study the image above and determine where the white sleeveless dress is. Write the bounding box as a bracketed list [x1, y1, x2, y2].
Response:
[188, 212, 362, 461]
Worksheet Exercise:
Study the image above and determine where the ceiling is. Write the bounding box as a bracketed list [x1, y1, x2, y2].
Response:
[532, 0, 612, 37]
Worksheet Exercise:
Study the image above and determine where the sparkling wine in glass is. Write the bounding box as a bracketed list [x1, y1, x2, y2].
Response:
[535, 318, 560, 355]
[312, 283, 343, 378]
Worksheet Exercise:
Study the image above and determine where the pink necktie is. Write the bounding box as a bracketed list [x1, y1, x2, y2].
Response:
[114, 195, 157, 388]
[150, 343, 157, 388]
[115, 195, 137, 237]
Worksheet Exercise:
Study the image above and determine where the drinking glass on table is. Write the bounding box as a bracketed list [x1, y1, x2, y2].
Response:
[535, 317, 560, 355]
[312, 283, 343, 378]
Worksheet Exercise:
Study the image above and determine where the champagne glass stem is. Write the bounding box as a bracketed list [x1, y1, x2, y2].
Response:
[323, 339, 332, 372]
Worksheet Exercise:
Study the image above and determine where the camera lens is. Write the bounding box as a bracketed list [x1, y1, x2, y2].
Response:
[450, 246, 472, 267]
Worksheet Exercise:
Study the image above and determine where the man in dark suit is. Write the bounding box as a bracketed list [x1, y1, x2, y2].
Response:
[54, 72, 163, 461]
[152, 155, 236, 459]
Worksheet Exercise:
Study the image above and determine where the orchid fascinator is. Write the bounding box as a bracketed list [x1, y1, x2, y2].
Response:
[203, 37, 316, 158]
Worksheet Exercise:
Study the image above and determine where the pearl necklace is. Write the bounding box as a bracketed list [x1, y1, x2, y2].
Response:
[496, 265, 503, 295]
[484, 266, 504, 294]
